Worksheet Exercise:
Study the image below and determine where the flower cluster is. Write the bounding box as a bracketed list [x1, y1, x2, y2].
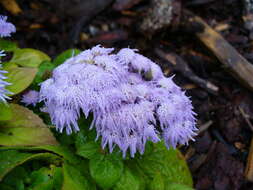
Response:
[0, 63, 11, 102]
[39, 45, 197, 157]
[0, 15, 16, 38]
[21, 90, 39, 106]
[0, 16, 15, 102]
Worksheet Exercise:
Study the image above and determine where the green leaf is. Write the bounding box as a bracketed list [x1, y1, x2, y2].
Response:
[62, 162, 93, 190]
[0, 183, 15, 190]
[4, 66, 38, 95]
[1, 164, 63, 190]
[148, 172, 165, 190]
[89, 154, 124, 189]
[75, 132, 100, 159]
[33, 61, 55, 85]
[137, 142, 193, 187]
[56, 132, 76, 147]
[113, 167, 142, 190]
[76, 141, 100, 159]
[0, 145, 80, 165]
[0, 103, 12, 121]
[0, 150, 60, 181]
[165, 183, 194, 190]
[0, 104, 58, 146]
[1, 166, 27, 190]
[0, 39, 18, 51]
[33, 145, 80, 164]
[29, 166, 63, 190]
[10, 48, 50, 68]
[2, 62, 19, 70]
[3, 166, 28, 183]
[50, 166, 63, 190]
[30, 167, 52, 189]
[53, 49, 81, 66]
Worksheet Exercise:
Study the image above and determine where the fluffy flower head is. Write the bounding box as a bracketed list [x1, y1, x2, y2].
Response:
[0, 15, 15, 102]
[21, 90, 39, 106]
[39, 45, 197, 157]
[0, 16, 16, 38]
[0, 64, 12, 102]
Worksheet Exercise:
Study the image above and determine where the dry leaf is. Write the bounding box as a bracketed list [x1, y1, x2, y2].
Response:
[0, 0, 22, 15]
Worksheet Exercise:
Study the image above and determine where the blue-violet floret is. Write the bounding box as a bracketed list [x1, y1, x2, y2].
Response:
[21, 90, 39, 106]
[39, 45, 197, 157]
[0, 15, 16, 38]
[0, 15, 15, 102]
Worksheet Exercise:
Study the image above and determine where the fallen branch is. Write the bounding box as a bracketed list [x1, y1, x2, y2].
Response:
[184, 11, 253, 91]
[245, 138, 253, 181]
[155, 49, 219, 95]
[239, 106, 253, 132]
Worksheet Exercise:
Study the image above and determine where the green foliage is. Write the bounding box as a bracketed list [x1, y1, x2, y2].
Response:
[148, 172, 165, 190]
[0, 150, 34, 181]
[29, 166, 63, 190]
[0, 166, 27, 190]
[4, 66, 37, 95]
[10, 48, 51, 68]
[0, 145, 83, 165]
[0, 104, 57, 146]
[0, 39, 18, 51]
[33, 145, 81, 164]
[89, 154, 124, 189]
[113, 166, 143, 190]
[0, 150, 60, 181]
[0, 103, 12, 121]
[0, 107, 194, 190]
[62, 162, 94, 190]
[0, 155, 62, 190]
[53, 49, 81, 66]
[75, 132, 100, 159]
[137, 142, 193, 188]
[165, 183, 194, 190]
[33, 61, 55, 85]
[1, 48, 52, 95]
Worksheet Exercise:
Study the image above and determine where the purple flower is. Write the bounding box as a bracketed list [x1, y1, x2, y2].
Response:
[21, 90, 39, 106]
[0, 16, 16, 102]
[0, 64, 12, 102]
[0, 50, 5, 58]
[148, 63, 164, 80]
[0, 16, 16, 38]
[117, 48, 137, 65]
[94, 100, 158, 157]
[91, 45, 114, 56]
[130, 54, 151, 73]
[39, 45, 197, 157]
[0, 52, 11, 102]
[49, 105, 80, 135]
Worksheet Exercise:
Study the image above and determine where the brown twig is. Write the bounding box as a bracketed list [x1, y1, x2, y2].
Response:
[183, 10, 253, 92]
[238, 106, 253, 132]
[198, 120, 213, 135]
[245, 138, 253, 181]
[155, 49, 219, 95]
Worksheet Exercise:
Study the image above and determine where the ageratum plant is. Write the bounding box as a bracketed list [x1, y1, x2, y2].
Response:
[37, 45, 197, 157]
[0, 14, 194, 190]
[0, 15, 15, 102]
